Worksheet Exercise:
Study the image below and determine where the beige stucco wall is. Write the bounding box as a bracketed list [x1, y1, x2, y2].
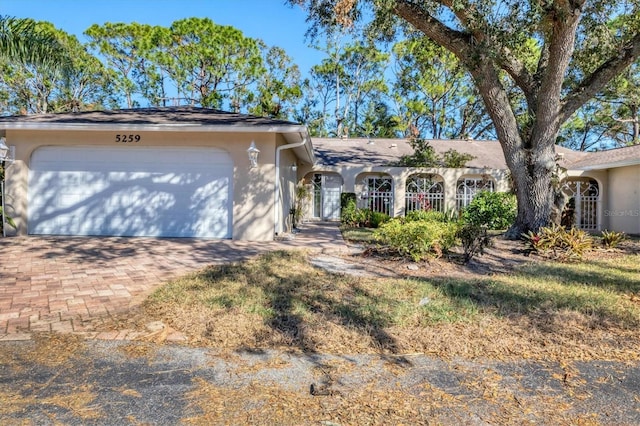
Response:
[3, 129, 279, 241]
[278, 146, 298, 234]
[605, 165, 640, 235]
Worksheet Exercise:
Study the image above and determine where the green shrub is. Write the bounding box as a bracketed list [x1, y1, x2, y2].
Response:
[463, 191, 516, 230]
[340, 192, 356, 209]
[405, 209, 445, 223]
[341, 198, 360, 226]
[341, 200, 388, 228]
[522, 223, 594, 261]
[0, 206, 16, 234]
[601, 230, 626, 249]
[370, 211, 390, 228]
[341, 199, 369, 227]
[457, 224, 492, 262]
[405, 209, 459, 224]
[374, 218, 459, 261]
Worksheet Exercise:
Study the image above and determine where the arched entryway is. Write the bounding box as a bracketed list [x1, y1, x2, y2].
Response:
[405, 174, 445, 213]
[309, 172, 343, 221]
[561, 178, 600, 230]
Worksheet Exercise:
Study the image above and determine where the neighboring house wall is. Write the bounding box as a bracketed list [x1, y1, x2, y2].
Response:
[606, 165, 640, 235]
[4, 129, 278, 241]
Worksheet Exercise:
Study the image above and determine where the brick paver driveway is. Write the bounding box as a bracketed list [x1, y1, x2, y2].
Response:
[0, 237, 282, 337]
[0, 223, 348, 338]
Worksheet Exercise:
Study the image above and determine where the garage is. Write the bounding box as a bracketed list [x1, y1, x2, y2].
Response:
[28, 145, 233, 238]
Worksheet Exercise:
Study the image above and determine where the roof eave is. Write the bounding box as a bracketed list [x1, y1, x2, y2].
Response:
[0, 122, 308, 133]
[574, 159, 640, 170]
[283, 129, 315, 165]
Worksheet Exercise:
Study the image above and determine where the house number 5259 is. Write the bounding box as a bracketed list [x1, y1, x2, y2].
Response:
[115, 134, 141, 143]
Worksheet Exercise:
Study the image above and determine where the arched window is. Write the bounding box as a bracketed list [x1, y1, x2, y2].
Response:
[358, 175, 393, 216]
[405, 174, 445, 212]
[456, 177, 494, 211]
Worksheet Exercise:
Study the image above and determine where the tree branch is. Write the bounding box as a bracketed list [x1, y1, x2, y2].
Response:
[393, 1, 472, 59]
[433, 1, 538, 111]
[530, 1, 583, 144]
[393, 0, 524, 156]
[560, 32, 640, 124]
[497, 46, 538, 109]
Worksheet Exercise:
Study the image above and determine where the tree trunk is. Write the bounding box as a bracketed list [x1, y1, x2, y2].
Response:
[460, 58, 557, 237]
[504, 140, 557, 238]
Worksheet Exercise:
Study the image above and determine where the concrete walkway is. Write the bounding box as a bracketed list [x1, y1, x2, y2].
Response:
[0, 222, 348, 338]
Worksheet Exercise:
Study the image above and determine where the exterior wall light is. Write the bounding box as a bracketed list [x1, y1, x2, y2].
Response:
[291, 163, 298, 172]
[0, 138, 15, 165]
[247, 141, 260, 168]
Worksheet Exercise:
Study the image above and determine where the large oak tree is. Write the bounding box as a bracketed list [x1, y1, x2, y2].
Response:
[289, 0, 640, 235]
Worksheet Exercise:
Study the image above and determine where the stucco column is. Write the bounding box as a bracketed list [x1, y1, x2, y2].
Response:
[442, 169, 460, 213]
[342, 167, 358, 193]
[392, 170, 405, 218]
[3, 158, 26, 236]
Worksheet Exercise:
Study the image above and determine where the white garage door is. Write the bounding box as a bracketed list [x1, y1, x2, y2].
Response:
[28, 146, 233, 238]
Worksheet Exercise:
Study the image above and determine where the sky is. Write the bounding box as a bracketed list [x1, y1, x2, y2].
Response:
[1, 0, 324, 77]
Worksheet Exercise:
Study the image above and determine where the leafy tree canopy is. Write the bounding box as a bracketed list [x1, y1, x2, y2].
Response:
[397, 138, 476, 167]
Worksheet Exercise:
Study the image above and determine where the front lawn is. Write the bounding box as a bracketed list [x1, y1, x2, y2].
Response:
[132, 249, 640, 361]
[339, 225, 377, 243]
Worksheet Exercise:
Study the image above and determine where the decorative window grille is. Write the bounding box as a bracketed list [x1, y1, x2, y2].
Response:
[359, 176, 393, 216]
[405, 175, 444, 213]
[561, 179, 600, 231]
[456, 178, 494, 211]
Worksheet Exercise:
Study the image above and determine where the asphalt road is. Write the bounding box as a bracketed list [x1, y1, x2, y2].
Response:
[1, 339, 639, 425]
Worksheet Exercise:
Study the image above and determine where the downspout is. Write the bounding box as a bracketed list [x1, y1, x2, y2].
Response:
[274, 135, 309, 236]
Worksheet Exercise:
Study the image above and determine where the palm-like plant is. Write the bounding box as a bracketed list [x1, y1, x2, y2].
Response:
[1, 16, 71, 233]
[0, 15, 69, 70]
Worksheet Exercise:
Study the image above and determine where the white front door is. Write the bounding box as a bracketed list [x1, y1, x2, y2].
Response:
[321, 174, 342, 220]
[28, 146, 233, 238]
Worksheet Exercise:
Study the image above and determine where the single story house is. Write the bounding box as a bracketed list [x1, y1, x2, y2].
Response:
[0, 107, 315, 241]
[1, 107, 638, 240]
[298, 138, 639, 236]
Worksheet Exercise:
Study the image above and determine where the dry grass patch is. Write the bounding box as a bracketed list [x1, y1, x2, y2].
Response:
[117, 341, 157, 359]
[0, 333, 86, 373]
[0, 385, 102, 421]
[182, 377, 434, 425]
[0, 334, 103, 422]
[39, 386, 102, 420]
[30, 332, 86, 368]
[126, 250, 640, 361]
[182, 368, 602, 425]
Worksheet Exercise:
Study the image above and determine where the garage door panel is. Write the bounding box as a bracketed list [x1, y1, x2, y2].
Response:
[29, 146, 233, 238]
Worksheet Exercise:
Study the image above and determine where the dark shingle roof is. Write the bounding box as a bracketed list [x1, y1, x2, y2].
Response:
[312, 137, 583, 170]
[0, 106, 302, 128]
[565, 144, 640, 169]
